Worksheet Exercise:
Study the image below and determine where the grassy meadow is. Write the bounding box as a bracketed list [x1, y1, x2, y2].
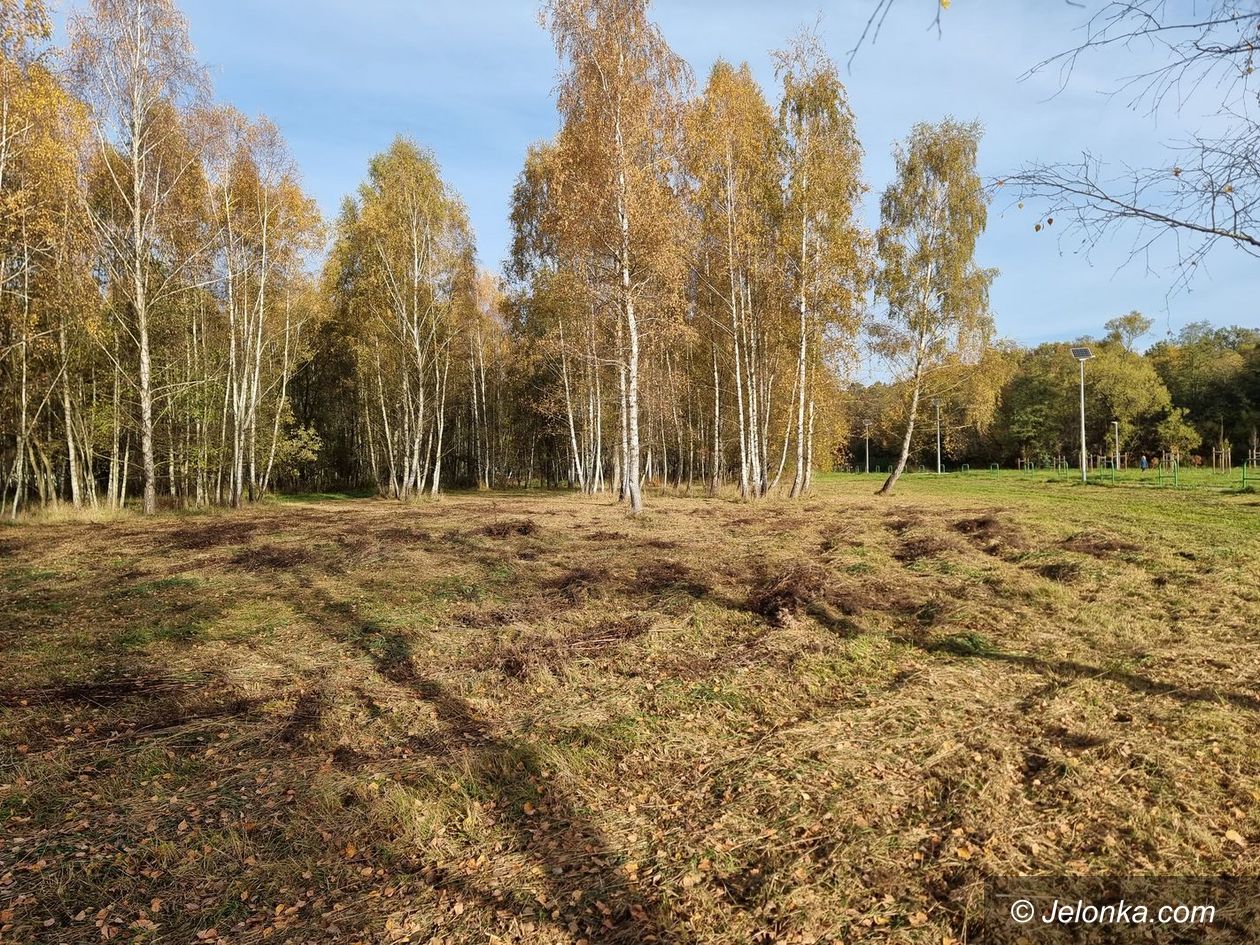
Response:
[1, 473, 1258, 943]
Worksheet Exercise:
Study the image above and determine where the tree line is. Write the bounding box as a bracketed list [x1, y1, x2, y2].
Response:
[853, 315, 1260, 472]
[1, 0, 1250, 520]
[0, 0, 323, 517]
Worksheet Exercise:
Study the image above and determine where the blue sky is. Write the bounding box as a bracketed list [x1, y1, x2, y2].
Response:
[61, 1, 1257, 360]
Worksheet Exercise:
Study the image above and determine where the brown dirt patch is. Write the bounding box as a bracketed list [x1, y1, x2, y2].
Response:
[893, 533, 958, 563]
[376, 526, 433, 543]
[456, 598, 552, 629]
[585, 530, 628, 542]
[826, 579, 923, 619]
[1061, 531, 1140, 557]
[819, 527, 863, 553]
[165, 517, 268, 550]
[884, 514, 923, 535]
[747, 562, 828, 627]
[1033, 560, 1084, 583]
[0, 673, 199, 708]
[547, 565, 612, 603]
[332, 533, 384, 567]
[631, 561, 711, 598]
[484, 518, 540, 538]
[952, 513, 1027, 555]
[489, 616, 651, 679]
[230, 542, 315, 570]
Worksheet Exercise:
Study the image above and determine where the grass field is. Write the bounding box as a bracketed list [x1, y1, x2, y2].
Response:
[2, 474, 1258, 944]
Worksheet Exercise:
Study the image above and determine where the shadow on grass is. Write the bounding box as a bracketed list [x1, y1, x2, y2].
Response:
[910, 632, 1260, 714]
[297, 583, 679, 944]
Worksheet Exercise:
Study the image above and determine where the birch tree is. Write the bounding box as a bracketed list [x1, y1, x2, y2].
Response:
[508, 140, 605, 494]
[0, 3, 96, 517]
[543, 0, 690, 514]
[0, 3, 51, 517]
[775, 32, 868, 498]
[203, 107, 322, 506]
[70, 0, 208, 514]
[685, 60, 783, 498]
[325, 138, 474, 499]
[874, 119, 995, 496]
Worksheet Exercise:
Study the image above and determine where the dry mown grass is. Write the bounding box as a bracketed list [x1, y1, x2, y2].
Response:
[1, 478, 1258, 944]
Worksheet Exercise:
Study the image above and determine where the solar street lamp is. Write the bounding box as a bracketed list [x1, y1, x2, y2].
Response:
[933, 398, 942, 474]
[1071, 347, 1094, 483]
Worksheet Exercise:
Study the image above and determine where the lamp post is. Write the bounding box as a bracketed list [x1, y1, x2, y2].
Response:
[933, 398, 942, 474]
[863, 419, 872, 474]
[1071, 347, 1094, 483]
[1112, 420, 1120, 474]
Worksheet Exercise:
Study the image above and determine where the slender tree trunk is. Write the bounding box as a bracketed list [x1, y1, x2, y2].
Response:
[262, 294, 295, 495]
[770, 369, 798, 494]
[613, 90, 644, 514]
[166, 405, 177, 501]
[430, 352, 449, 496]
[108, 337, 121, 509]
[789, 214, 809, 498]
[58, 320, 82, 508]
[132, 104, 157, 515]
[804, 395, 816, 494]
[9, 324, 27, 519]
[616, 322, 630, 503]
[247, 203, 270, 501]
[558, 319, 585, 493]
[744, 287, 764, 497]
[593, 320, 604, 493]
[711, 341, 724, 495]
[723, 158, 752, 499]
[880, 351, 924, 496]
[468, 329, 482, 488]
[120, 434, 130, 508]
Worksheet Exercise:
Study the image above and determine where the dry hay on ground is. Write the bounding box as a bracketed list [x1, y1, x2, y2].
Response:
[1, 482, 1257, 944]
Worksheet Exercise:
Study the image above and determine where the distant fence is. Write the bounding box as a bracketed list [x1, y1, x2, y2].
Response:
[837, 460, 1255, 492]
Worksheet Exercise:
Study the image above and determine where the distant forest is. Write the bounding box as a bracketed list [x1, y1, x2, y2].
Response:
[2, 0, 1256, 518]
[855, 317, 1260, 472]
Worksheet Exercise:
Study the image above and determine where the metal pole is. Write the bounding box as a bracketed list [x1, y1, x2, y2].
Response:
[865, 430, 870, 474]
[1079, 359, 1088, 483]
[1112, 420, 1120, 475]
